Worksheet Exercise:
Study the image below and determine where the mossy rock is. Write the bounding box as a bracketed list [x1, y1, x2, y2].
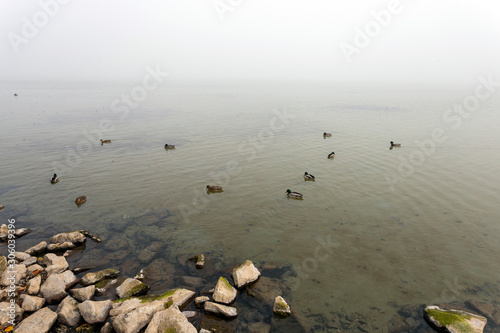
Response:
[424, 305, 487, 333]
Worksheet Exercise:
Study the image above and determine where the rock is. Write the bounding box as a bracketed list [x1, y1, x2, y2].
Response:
[59, 270, 79, 289]
[273, 296, 291, 317]
[43, 253, 69, 275]
[116, 278, 149, 299]
[47, 241, 76, 252]
[0, 224, 8, 240]
[40, 274, 67, 303]
[101, 322, 113, 333]
[232, 260, 261, 288]
[15, 228, 32, 237]
[0, 301, 24, 325]
[95, 278, 118, 295]
[25, 241, 47, 255]
[142, 259, 175, 290]
[424, 305, 487, 333]
[14, 252, 31, 261]
[134, 269, 145, 281]
[50, 231, 86, 244]
[57, 296, 81, 327]
[248, 322, 271, 333]
[0, 264, 27, 286]
[144, 305, 197, 333]
[247, 276, 283, 304]
[27, 264, 43, 275]
[78, 300, 112, 324]
[79, 230, 103, 243]
[104, 238, 129, 251]
[22, 256, 38, 266]
[70, 285, 96, 302]
[0, 256, 6, 275]
[212, 276, 237, 304]
[26, 275, 42, 295]
[200, 330, 212, 333]
[108, 249, 130, 260]
[466, 300, 500, 326]
[190, 254, 205, 269]
[21, 294, 46, 312]
[181, 275, 205, 288]
[111, 300, 165, 333]
[14, 307, 57, 333]
[195, 296, 210, 308]
[0, 205, 3, 210]
[204, 301, 237, 318]
[138, 241, 165, 263]
[81, 268, 120, 285]
[182, 311, 197, 318]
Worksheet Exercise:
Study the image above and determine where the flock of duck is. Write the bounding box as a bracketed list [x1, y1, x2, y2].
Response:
[49, 135, 401, 204]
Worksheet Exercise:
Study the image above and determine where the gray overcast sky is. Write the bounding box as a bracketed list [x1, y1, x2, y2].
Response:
[1, 0, 499, 83]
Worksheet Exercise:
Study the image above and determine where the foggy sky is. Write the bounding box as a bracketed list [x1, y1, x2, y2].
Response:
[1, 0, 499, 84]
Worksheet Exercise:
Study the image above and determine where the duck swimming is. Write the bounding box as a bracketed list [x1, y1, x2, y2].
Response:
[75, 196, 87, 205]
[328, 152, 335, 159]
[50, 174, 59, 184]
[206, 185, 223, 193]
[286, 189, 303, 199]
[304, 172, 315, 181]
[323, 132, 332, 137]
[164, 144, 175, 149]
[390, 141, 401, 147]
[100, 139, 111, 144]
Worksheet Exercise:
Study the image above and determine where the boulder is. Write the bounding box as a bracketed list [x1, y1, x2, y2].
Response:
[43, 253, 69, 275]
[273, 296, 291, 317]
[57, 296, 81, 327]
[101, 322, 113, 333]
[22, 256, 37, 267]
[0, 301, 23, 325]
[13, 307, 57, 333]
[27, 264, 43, 275]
[111, 300, 165, 333]
[144, 305, 197, 333]
[204, 301, 237, 318]
[0, 264, 27, 287]
[25, 241, 47, 256]
[212, 276, 237, 304]
[50, 231, 86, 244]
[195, 296, 210, 308]
[81, 268, 120, 285]
[21, 294, 46, 312]
[424, 305, 487, 333]
[232, 260, 261, 288]
[26, 275, 42, 295]
[116, 278, 149, 299]
[78, 300, 112, 324]
[59, 270, 79, 289]
[70, 285, 96, 302]
[14, 252, 31, 261]
[47, 241, 76, 252]
[40, 274, 67, 303]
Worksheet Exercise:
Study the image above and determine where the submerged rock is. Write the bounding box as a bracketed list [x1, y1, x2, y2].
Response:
[204, 301, 238, 318]
[81, 268, 120, 285]
[78, 300, 112, 324]
[232, 260, 261, 288]
[79, 230, 103, 243]
[144, 305, 197, 333]
[466, 300, 500, 326]
[50, 231, 86, 244]
[190, 254, 205, 269]
[116, 278, 149, 299]
[212, 276, 237, 304]
[14, 307, 58, 333]
[57, 296, 81, 327]
[273, 296, 291, 317]
[424, 305, 487, 333]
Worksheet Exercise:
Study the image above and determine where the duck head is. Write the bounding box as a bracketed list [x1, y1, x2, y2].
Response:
[286, 189, 291, 194]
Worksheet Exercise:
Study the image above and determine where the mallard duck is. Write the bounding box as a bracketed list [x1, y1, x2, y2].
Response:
[304, 172, 315, 181]
[286, 189, 303, 199]
[75, 196, 87, 205]
[100, 139, 111, 144]
[206, 185, 223, 193]
[390, 141, 401, 147]
[323, 132, 332, 137]
[164, 144, 175, 149]
[50, 173, 59, 184]
[328, 152, 335, 159]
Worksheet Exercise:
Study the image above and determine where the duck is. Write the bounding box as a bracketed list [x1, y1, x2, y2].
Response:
[328, 152, 335, 159]
[164, 144, 175, 149]
[14, 93, 18, 97]
[50, 173, 59, 184]
[303, 172, 315, 181]
[323, 132, 332, 137]
[75, 196, 87, 205]
[286, 189, 303, 199]
[390, 141, 401, 147]
[100, 139, 111, 144]
[206, 185, 223, 193]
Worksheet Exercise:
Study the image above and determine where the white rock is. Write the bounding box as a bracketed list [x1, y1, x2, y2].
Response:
[43, 253, 69, 275]
[0, 301, 24, 325]
[0, 264, 27, 287]
[144, 305, 197, 333]
[78, 300, 112, 324]
[13, 307, 57, 333]
[204, 301, 238, 318]
[26, 275, 42, 295]
[232, 260, 261, 288]
[273, 296, 291, 317]
[212, 276, 237, 304]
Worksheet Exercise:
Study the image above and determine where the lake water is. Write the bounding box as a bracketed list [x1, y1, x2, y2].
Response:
[1, 81, 500, 331]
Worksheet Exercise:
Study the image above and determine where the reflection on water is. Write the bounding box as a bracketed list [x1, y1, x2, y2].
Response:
[1, 82, 500, 331]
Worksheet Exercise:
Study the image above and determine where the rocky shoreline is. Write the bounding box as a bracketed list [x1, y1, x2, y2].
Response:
[1, 226, 500, 332]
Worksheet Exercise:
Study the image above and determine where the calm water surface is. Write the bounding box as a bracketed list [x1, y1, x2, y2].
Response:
[1, 81, 500, 331]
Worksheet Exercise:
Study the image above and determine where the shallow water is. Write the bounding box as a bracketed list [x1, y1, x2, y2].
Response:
[1, 81, 500, 331]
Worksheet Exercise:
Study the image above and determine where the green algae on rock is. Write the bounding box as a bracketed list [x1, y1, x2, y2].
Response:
[424, 305, 487, 333]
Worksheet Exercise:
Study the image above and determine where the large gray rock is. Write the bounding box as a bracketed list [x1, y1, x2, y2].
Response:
[24, 241, 47, 256]
[116, 278, 149, 299]
[0, 301, 23, 325]
[204, 301, 237, 318]
[57, 296, 81, 327]
[212, 276, 237, 304]
[40, 274, 67, 303]
[43, 253, 69, 275]
[144, 305, 197, 333]
[78, 300, 112, 324]
[59, 270, 79, 289]
[81, 268, 120, 285]
[14, 252, 31, 262]
[111, 300, 165, 333]
[466, 300, 500, 326]
[50, 231, 86, 244]
[20, 294, 46, 312]
[14, 307, 57, 333]
[232, 260, 261, 288]
[273, 296, 291, 317]
[47, 241, 76, 252]
[22, 256, 37, 267]
[0, 264, 27, 287]
[424, 305, 487, 333]
[26, 275, 42, 295]
[70, 285, 96, 302]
